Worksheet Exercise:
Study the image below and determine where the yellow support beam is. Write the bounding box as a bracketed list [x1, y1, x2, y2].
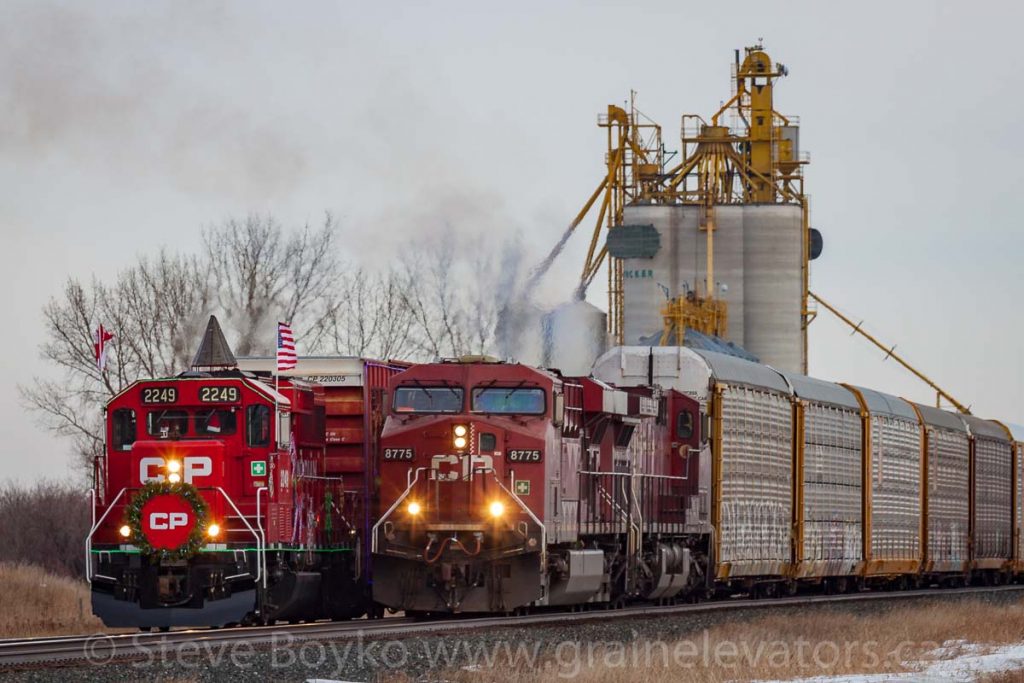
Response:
[809, 291, 971, 414]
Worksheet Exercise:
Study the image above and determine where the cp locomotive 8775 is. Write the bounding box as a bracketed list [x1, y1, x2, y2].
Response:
[371, 356, 701, 612]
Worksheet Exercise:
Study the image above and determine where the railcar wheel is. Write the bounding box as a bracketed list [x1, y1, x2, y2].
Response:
[138, 627, 152, 633]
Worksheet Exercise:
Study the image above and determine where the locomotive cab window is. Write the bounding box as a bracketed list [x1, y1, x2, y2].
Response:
[247, 405, 271, 446]
[479, 432, 497, 452]
[147, 410, 188, 438]
[393, 386, 464, 414]
[471, 387, 546, 415]
[195, 409, 237, 437]
[615, 423, 636, 448]
[111, 408, 136, 450]
[676, 411, 694, 440]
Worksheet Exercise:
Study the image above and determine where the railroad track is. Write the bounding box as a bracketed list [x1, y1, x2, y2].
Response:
[3, 584, 1023, 669]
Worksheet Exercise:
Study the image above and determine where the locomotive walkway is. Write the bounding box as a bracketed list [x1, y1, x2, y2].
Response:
[2, 584, 1023, 669]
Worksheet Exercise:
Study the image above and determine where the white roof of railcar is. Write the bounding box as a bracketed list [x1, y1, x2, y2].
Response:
[960, 414, 1011, 441]
[782, 372, 860, 410]
[691, 349, 792, 394]
[914, 403, 967, 432]
[849, 385, 918, 421]
[236, 355, 368, 386]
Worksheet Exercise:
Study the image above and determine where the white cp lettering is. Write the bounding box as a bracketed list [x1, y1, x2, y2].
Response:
[430, 454, 494, 481]
[149, 512, 189, 530]
[139, 456, 213, 484]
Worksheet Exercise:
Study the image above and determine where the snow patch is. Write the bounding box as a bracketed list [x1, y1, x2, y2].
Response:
[753, 640, 1024, 682]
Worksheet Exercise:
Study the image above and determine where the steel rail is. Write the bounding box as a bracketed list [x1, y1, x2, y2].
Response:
[4, 585, 1023, 669]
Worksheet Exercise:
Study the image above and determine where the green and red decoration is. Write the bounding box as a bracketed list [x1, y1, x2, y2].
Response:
[125, 480, 209, 559]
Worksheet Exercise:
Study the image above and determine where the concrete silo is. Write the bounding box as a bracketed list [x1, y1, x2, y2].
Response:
[618, 202, 804, 373]
[571, 44, 814, 374]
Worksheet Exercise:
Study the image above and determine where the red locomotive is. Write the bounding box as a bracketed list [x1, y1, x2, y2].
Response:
[87, 317, 403, 628]
[373, 347, 1024, 614]
[371, 356, 701, 613]
[89, 319, 1024, 622]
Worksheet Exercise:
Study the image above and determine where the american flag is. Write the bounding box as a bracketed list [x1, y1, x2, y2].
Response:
[93, 324, 114, 372]
[277, 321, 297, 371]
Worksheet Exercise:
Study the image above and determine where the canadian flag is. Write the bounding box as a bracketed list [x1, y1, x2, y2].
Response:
[93, 324, 114, 372]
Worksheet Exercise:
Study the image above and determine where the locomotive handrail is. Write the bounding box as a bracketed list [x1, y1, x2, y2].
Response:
[373, 467, 430, 553]
[88, 485, 266, 588]
[85, 487, 127, 584]
[255, 486, 268, 589]
[216, 487, 266, 589]
[496, 470, 547, 567]
[579, 470, 689, 481]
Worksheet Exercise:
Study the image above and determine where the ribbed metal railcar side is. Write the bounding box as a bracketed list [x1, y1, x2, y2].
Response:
[847, 386, 922, 575]
[913, 403, 969, 575]
[695, 350, 794, 580]
[784, 373, 862, 579]
[962, 415, 1013, 570]
[1011, 424, 1024, 573]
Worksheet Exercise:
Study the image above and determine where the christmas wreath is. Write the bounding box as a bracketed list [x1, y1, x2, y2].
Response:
[125, 480, 210, 559]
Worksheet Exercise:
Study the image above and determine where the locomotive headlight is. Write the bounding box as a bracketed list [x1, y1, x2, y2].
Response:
[207, 523, 221, 538]
[407, 501, 422, 516]
[166, 460, 181, 474]
[119, 525, 132, 538]
[167, 472, 182, 484]
[489, 501, 505, 518]
[453, 424, 468, 450]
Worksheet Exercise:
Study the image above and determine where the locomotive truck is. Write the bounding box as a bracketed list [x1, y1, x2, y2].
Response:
[87, 317, 403, 628]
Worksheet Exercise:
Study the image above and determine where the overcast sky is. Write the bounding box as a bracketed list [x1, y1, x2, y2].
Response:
[2, 1, 1022, 482]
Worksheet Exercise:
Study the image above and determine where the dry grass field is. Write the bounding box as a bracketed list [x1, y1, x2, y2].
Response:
[416, 596, 1024, 682]
[0, 562, 107, 637]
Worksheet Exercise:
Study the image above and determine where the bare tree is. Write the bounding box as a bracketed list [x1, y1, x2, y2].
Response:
[398, 230, 525, 360]
[0, 481, 91, 577]
[204, 213, 340, 355]
[322, 267, 417, 360]
[22, 215, 342, 477]
[23, 213, 529, 478]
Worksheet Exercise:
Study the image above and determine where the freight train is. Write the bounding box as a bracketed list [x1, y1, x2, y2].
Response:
[88, 322, 1024, 625]
[87, 317, 404, 628]
[371, 347, 1024, 613]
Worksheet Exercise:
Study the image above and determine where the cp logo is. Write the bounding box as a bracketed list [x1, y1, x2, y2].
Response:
[150, 512, 189, 529]
[430, 454, 494, 481]
[139, 495, 195, 549]
[139, 456, 213, 484]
